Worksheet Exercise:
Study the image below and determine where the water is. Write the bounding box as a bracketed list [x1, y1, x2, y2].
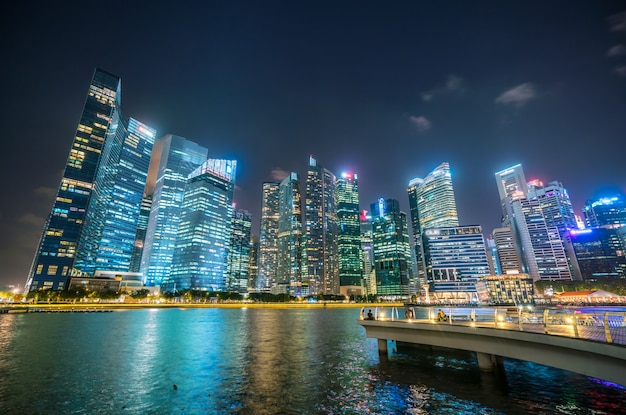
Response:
[1, 307, 625, 414]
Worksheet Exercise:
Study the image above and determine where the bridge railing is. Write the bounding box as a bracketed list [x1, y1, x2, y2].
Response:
[359, 306, 626, 345]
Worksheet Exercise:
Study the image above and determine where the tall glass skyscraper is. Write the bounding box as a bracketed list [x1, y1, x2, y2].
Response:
[371, 198, 412, 296]
[583, 193, 626, 229]
[257, 182, 280, 292]
[129, 195, 153, 273]
[26, 68, 121, 292]
[167, 159, 237, 292]
[407, 162, 459, 292]
[227, 208, 252, 293]
[304, 156, 338, 295]
[277, 173, 304, 293]
[140, 135, 208, 287]
[527, 180, 577, 235]
[336, 172, 362, 295]
[73, 116, 156, 275]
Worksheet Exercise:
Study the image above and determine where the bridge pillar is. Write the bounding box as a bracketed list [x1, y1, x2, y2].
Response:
[377, 338, 388, 354]
[476, 352, 497, 372]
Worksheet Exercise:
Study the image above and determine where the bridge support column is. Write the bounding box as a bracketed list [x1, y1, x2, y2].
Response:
[476, 352, 498, 372]
[377, 339, 388, 354]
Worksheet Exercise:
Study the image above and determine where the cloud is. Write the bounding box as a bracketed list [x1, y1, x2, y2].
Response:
[607, 44, 626, 57]
[608, 11, 626, 32]
[269, 168, 289, 182]
[33, 186, 57, 200]
[495, 83, 536, 107]
[421, 75, 464, 102]
[614, 66, 626, 77]
[17, 213, 45, 227]
[409, 115, 432, 132]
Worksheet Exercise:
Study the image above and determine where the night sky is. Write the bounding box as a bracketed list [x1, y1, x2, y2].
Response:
[2, 1, 625, 289]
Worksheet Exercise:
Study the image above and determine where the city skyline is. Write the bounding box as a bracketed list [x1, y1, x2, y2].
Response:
[2, 2, 626, 288]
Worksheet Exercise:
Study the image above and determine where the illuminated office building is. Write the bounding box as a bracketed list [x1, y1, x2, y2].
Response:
[227, 209, 252, 293]
[371, 198, 412, 296]
[422, 225, 491, 300]
[248, 235, 259, 292]
[360, 211, 375, 295]
[527, 180, 577, 235]
[140, 135, 208, 287]
[583, 193, 626, 229]
[74, 116, 156, 275]
[277, 173, 304, 293]
[257, 182, 280, 292]
[492, 226, 522, 274]
[408, 162, 458, 293]
[336, 172, 362, 296]
[167, 159, 237, 292]
[129, 195, 153, 273]
[304, 156, 338, 295]
[26, 68, 121, 292]
[569, 228, 626, 279]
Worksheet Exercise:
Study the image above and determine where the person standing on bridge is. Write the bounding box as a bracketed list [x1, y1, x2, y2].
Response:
[437, 309, 448, 322]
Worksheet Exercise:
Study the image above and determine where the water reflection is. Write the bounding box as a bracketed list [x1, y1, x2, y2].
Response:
[1, 308, 625, 414]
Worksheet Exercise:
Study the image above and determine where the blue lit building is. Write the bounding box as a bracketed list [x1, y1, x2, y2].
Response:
[26, 68, 121, 292]
[74, 116, 156, 275]
[140, 135, 208, 287]
[166, 159, 237, 292]
[129, 195, 153, 273]
[583, 193, 626, 229]
[371, 198, 412, 297]
[227, 208, 252, 293]
[569, 228, 626, 279]
[336, 172, 363, 296]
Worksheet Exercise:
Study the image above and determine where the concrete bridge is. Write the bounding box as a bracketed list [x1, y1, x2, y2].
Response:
[358, 306, 626, 386]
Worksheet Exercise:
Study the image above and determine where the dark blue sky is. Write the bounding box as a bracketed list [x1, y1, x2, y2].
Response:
[1, 1, 625, 288]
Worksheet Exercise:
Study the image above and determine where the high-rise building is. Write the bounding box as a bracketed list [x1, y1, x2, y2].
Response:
[304, 156, 338, 295]
[336, 172, 362, 296]
[277, 173, 304, 294]
[257, 182, 280, 292]
[583, 193, 626, 229]
[370, 198, 412, 296]
[248, 235, 259, 292]
[26, 68, 122, 292]
[569, 228, 626, 279]
[227, 209, 252, 293]
[140, 135, 208, 287]
[495, 163, 528, 202]
[407, 162, 459, 293]
[129, 195, 153, 273]
[74, 116, 156, 275]
[422, 225, 491, 301]
[492, 227, 522, 274]
[167, 159, 237, 292]
[527, 180, 577, 235]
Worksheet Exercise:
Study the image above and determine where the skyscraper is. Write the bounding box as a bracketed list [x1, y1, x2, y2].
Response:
[129, 195, 153, 273]
[569, 228, 626, 279]
[407, 162, 459, 292]
[370, 198, 412, 296]
[277, 173, 304, 294]
[527, 180, 577, 235]
[257, 182, 280, 292]
[336, 172, 363, 296]
[26, 68, 121, 292]
[583, 193, 626, 229]
[495, 163, 528, 202]
[227, 208, 252, 293]
[167, 159, 237, 292]
[422, 225, 491, 301]
[140, 135, 208, 287]
[304, 156, 338, 295]
[248, 234, 260, 292]
[492, 227, 522, 274]
[73, 116, 156, 275]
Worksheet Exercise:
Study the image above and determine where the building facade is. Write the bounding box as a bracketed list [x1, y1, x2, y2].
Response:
[26, 68, 122, 292]
[227, 209, 252, 293]
[276, 173, 304, 294]
[140, 135, 208, 287]
[257, 182, 280, 292]
[73, 116, 156, 275]
[304, 156, 338, 295]
[336, 172, 363, 296]
[167, 159, 237, 292]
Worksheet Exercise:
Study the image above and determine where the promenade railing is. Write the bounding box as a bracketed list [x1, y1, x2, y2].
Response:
[359, 306, 626, 346]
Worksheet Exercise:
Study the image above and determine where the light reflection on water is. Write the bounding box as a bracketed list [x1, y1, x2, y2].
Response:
[1, 308, 625, 414]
